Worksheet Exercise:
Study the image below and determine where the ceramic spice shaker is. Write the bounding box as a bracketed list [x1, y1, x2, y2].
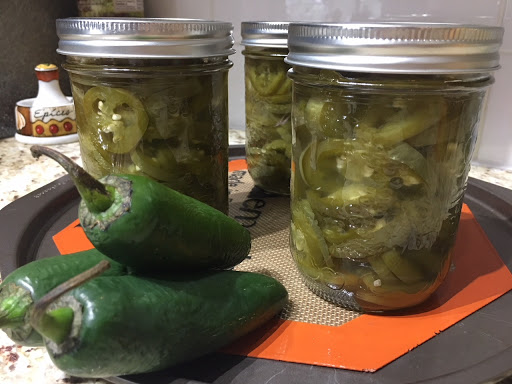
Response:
[15, 64, 77, 144]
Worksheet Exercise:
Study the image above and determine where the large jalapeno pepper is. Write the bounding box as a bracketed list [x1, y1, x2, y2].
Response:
[30, 261, 288, 378]
[30, 146, 251, 273]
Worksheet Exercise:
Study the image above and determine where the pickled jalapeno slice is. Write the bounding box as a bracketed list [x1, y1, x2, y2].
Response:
[141, 79, 203, 142]
[130, 140, 177, 182]
[247, 61, 287, 96]
[304, 98, 352, 138]
[83, 87, 149, 154]
[291, 199, 333, 269]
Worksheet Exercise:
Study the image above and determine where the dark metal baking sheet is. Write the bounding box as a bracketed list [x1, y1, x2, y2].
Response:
[1, 158, 511, 383]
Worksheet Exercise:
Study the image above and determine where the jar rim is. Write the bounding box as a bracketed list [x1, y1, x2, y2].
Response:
[285, 22, 504, 74]
[56, 18, 235, 59]
[241, 21, 289, 48]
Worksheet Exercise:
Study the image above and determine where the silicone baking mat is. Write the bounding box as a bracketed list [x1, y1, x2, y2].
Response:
[53, 160, 512, 372]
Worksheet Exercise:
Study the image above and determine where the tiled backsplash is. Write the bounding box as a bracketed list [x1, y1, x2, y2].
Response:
[145, 0, 511, 169]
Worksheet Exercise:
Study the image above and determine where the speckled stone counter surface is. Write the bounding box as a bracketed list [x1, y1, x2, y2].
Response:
[1, 131, 512, 383]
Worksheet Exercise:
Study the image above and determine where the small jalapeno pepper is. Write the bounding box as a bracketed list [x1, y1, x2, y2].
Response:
[30, 146, 251, 273]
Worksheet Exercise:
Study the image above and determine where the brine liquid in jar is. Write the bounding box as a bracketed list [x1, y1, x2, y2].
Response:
[286, 22, 503, 312]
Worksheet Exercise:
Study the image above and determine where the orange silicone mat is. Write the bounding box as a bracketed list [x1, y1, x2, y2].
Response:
[53, 160, 512, 372]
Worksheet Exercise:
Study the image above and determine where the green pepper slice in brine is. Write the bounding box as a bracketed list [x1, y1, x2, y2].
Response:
[299, 138, 348, 194]
[83, 87, 149, 154]
[130, 140, 178, 182]
[247, 61, 287, 96]
[304, 97, 352, 138]
[291, 199, 333, 269]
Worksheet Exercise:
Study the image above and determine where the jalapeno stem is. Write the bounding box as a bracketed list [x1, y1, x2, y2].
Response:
[30, 145, 114, 213]
[30, 260, 110, 344]
[0, 284, 33, 328]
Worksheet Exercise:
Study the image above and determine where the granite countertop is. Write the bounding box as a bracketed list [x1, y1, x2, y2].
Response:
[1, 132, 512, 383]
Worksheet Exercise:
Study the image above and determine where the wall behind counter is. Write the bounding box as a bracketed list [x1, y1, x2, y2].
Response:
[145, 0, 511, 169]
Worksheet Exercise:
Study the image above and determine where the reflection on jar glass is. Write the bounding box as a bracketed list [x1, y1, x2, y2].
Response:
[286, 22, 503, 312]
[56, 18, 235, 214]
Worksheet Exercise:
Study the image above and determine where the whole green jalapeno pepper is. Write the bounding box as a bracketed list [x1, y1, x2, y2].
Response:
[30, 146, 251, 273]
[30, 261, 288, 378]
[0, 249, 129, 346]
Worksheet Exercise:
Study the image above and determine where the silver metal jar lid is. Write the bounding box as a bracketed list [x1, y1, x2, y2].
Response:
[241, 22, 289, 48]
[56, 18, 235, 58]
[285, 22, 504, 74]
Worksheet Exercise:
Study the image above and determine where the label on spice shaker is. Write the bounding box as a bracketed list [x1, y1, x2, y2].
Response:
[30, 104, 76, 137]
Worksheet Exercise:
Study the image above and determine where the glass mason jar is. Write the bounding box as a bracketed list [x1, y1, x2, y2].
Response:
[56, 18, 235, 214]
[241, 22, 292, 195]
[286, 23, 504, 312]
